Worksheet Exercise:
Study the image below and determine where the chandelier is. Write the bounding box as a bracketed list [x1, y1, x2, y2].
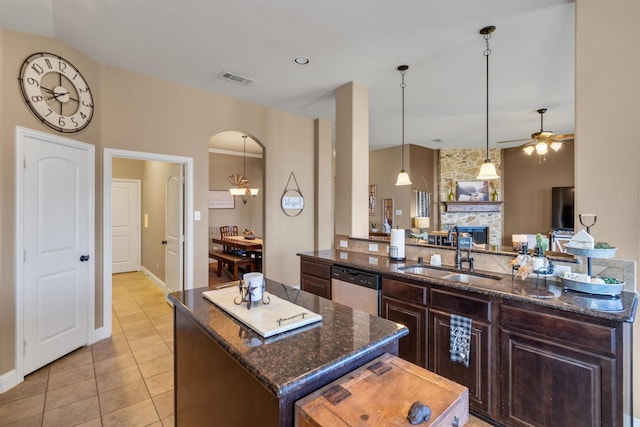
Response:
[228, 135, 259, 204]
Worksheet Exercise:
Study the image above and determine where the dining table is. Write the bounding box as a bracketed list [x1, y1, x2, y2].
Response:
[212, 235, 263, 252]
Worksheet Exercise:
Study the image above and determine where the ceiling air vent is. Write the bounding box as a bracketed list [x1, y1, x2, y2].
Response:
[218, 71, 255, 86]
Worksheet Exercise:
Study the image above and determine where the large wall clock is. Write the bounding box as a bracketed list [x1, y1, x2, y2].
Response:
[19, 52, 94, 133]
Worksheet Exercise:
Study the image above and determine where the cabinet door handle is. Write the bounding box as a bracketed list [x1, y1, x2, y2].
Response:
[161, 240, 168, 245]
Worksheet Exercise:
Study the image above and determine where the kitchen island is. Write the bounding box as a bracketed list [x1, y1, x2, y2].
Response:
[168, 279, 408, 427]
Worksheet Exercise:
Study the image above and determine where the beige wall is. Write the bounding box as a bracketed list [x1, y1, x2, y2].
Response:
[112, 158, 143, 180]
[503, 142, 574, 244]
[1, 30, 317, 376]
[575, 0, 640, 417]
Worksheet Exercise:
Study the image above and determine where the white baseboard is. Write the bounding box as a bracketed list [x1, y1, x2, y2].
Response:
[140, 266, 169, 294]
[0, 369, 19, 394]
[91, 326, 110, 344]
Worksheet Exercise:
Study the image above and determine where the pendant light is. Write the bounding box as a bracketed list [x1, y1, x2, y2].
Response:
[227, 135, 259, 204]
[476, 26, 500, 180]
[395, 65, 412, 186]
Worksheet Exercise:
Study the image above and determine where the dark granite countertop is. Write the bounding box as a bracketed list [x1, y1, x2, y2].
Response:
[168, 280, 408, 398]
[299, 249, 638, 323]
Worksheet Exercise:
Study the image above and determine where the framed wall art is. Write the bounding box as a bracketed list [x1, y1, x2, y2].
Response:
[209, 190, 235, 209]
[369, 184, 377, 215]
[456, 181, 489, 202]
[383, 197, 394, 229]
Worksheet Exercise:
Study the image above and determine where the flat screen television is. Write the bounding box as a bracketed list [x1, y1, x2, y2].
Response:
[551, 186, 575, 231]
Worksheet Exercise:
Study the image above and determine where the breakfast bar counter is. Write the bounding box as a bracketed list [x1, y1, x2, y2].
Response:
[168, 280, 408, 427]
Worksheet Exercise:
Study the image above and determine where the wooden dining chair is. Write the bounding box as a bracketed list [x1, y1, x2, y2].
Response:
[220, 225, 238, 239]
[218, 226, 241, 271]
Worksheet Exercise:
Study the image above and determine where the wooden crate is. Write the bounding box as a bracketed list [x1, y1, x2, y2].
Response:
[295, 353, 469, 426]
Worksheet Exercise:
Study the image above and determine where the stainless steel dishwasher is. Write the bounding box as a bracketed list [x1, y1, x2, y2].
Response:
[331, 265, 381, 316]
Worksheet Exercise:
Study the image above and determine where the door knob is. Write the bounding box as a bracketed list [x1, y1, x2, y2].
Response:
[79, 254, 90, 262]
[161, 240, 168, 245]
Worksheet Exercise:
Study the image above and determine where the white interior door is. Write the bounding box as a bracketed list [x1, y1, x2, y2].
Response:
[112, 179, 141, 273]
[22, 132, 93, 375]
[165, 164, 184, 292]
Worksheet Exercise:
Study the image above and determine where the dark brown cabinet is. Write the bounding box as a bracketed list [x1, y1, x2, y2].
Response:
[381, 277, 428, 367]
[299, 256, 635, 427]
[428, 288, 497, 419]
[300, 258, 332, 299]
[500, 303, 626, 427]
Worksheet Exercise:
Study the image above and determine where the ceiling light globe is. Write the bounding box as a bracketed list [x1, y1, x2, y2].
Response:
[395, 170, 412, 186]
[535, 142, 548, 155]
[523, 146, 535, 155]
[476, 161, 500, 180]
[549, 142, 563, 152]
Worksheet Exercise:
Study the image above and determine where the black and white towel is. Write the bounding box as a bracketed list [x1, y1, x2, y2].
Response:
[450, 313, 472, 368]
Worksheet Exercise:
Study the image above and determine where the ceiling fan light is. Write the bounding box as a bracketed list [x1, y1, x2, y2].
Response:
[550, 141, 563, 152]
[476, 160, 500, 180]
[535, 142, 548, 155]
[523, 145, 535, 155]
[395, 170, 412, 186]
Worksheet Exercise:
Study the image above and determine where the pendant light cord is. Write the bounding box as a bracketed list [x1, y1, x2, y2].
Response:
[484, 31, 492, 161]
[401, 69, 406, 168]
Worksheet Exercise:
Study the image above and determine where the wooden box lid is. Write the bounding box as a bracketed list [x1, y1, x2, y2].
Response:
[295, 353, 469, 426]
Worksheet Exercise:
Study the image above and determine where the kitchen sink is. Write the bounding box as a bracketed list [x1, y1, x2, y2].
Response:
[400, 265, 501, 286]
[400, 266, 450, 278]
[441, 273, 500, 286]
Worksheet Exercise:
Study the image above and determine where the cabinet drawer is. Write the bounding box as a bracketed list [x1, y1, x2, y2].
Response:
[382, 277, 427, 306]
[301, 274, 331, 299]
[300, 260, 331, 279]
[501, 304, 616, 355]
[430, 289, 491, 322]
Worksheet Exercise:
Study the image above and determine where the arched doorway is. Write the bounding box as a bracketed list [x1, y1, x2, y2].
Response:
[208, 131, 265, 279]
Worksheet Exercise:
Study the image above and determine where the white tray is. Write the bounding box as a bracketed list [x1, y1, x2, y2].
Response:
[561, 277, 624, 296]
[203, 287, 322, 337]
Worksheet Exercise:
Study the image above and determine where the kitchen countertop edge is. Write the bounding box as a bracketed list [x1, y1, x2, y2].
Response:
[168, 280, 409, 398]
[299, 250, 638, 323]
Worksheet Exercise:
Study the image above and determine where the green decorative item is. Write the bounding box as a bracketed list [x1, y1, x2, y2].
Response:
[534, 233, 548, 257]
[447, 188, 455, 201]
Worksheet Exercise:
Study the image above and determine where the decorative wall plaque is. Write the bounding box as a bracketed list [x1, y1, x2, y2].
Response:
[281, 172, 304, 217]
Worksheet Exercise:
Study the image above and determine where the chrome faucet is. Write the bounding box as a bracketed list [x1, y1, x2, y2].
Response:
[448, 226, 474, 271]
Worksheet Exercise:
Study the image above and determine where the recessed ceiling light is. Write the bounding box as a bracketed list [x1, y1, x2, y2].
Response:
[293, 56, 310, 65]
[432, 139, 443, 143]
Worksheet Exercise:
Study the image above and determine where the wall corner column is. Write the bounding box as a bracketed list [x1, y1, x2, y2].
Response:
[314, 118, 333, 250]
[335, 82, 369, 239]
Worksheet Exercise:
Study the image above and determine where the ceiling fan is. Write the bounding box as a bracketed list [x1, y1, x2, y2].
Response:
[498, 108, 574, 157]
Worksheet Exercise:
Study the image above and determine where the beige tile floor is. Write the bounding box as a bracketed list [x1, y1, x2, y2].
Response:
[0, 272, 174, 427]
[0, 266, 492, 427]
